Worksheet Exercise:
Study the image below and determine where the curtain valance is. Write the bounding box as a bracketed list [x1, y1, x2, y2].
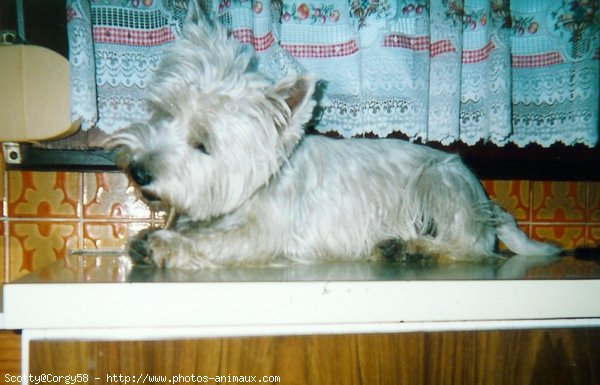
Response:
[68, 0, 599, 146]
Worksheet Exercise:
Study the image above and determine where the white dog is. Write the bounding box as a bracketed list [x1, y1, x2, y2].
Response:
[107, 7, 559, 270]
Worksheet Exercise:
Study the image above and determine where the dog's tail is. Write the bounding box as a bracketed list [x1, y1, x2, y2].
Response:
[493, 204, 561, 256]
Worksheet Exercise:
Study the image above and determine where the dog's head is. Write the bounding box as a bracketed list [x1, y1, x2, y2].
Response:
[107, 6, 316, 221]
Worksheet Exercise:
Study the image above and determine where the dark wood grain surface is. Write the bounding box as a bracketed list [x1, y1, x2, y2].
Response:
[30, 329, 600, 385]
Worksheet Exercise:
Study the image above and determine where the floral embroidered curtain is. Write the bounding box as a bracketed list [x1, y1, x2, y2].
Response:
[68, 0, 599, 147]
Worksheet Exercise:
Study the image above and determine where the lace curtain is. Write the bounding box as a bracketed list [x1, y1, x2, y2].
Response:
[68, 0, 599, 147]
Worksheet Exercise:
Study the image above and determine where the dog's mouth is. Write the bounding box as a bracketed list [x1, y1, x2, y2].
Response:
[140, 189, 162, 204]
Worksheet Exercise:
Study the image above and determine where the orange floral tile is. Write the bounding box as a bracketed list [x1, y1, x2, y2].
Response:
[83, 172, 151, 219]
[588, 182, 600, 223]
[588, 226, 600, 248]
[8, 221, 78, 281]
[517, 223, 531, 237]
[531, 181, 586, 222]
[482, 180, 530, 221]
[8, 171, 80, 218]
[531, 225, 586, 250]
[83, 221, 150, 250]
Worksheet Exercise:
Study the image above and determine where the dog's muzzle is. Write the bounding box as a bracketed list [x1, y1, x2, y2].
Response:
[128, 162, 162, 202]
[129, 162, 153, 186]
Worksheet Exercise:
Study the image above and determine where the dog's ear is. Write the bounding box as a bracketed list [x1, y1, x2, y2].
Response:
[269, 75, 317, 150]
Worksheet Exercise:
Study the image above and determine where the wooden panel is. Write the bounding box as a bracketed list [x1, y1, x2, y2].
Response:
[30, 329, 600, 385]
[0, 330, 21, 376]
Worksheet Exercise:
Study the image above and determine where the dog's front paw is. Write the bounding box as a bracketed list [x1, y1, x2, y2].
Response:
[128, 228, 157, 266]
[148, 230, 214, 269]
[128, 228, 214, 269]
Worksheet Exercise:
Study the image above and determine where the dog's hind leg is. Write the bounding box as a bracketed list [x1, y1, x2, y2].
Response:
[374, 239, 433, 264]
[396, 156, 499, 261]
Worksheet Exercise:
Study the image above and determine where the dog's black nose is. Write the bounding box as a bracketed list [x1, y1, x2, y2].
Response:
[129, 162, 153, 186]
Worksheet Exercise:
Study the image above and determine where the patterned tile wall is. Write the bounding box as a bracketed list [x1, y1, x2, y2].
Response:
[1, 152, 165, 282]
[1, 152, 599, 282]
[482, 180, 600, 250]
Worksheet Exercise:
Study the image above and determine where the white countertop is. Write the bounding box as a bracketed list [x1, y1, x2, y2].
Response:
[3, 252, 600, 334]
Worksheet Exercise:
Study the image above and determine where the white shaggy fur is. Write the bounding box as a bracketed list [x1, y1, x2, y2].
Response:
[107, 5, 560, 269]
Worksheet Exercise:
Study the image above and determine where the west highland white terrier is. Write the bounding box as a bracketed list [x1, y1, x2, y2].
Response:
[107, 6, 560, 270]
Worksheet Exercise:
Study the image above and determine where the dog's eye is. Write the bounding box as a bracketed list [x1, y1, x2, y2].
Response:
[193, 143, 209, 155]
